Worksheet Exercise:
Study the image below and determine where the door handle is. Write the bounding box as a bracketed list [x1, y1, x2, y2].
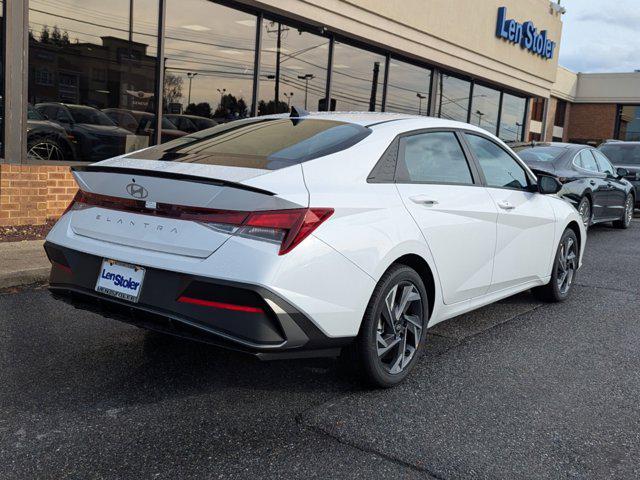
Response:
[409, 195, 439, 206]
[589, 180, 596, 186]
[497, 201, 515, 210]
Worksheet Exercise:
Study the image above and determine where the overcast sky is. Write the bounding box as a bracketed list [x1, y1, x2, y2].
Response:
[559, 0, 640, 73]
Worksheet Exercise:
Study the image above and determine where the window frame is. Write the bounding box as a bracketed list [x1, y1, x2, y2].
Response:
[395, 129, 480, 186]
[460, 131, 537, 192]
[571, 148, 605, 175]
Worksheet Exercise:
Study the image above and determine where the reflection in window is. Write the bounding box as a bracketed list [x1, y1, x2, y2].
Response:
[467, 134, 528, 190]
[331, 42, 385, 112]
[165, 0, 255, 124]
[259, 21, 328, 115]
[499, 93, 526, 142]
[617, 105, 640, 141]
[385, 60, 431, 115]
[470, 84, 500, 135]
[27, 0, 159, 161]
[437, 74, 471, 123]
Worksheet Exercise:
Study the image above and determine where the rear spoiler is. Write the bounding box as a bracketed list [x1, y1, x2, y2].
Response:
[71, 165, 274, 196]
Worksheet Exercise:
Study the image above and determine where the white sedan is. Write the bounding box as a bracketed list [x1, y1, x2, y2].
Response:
[45, 111, 585, 387]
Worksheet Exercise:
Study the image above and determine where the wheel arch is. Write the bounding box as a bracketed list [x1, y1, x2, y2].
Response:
[388, 253, 436, 320]
[565, 220, 582, 253]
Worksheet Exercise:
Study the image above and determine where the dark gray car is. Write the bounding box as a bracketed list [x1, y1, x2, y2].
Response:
[513, 142, 635, 229]
[599, 141, 640, 207]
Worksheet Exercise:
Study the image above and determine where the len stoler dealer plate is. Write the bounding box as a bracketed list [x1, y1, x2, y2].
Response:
[95, 259, 146, 303]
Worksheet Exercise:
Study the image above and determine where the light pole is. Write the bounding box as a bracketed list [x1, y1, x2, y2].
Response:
[217, 88, 226, 109]
[416, 92, 427, 115]
[516, 122, 523, 139]
[284, 92, 294, 108]
[475, 109, 485, 127]
[297, 73, 315, 109]
[187, 72, 198, 105]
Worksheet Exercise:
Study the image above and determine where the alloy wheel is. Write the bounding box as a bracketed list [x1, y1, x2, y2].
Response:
[27, 141, 65, 161]
[556, 236, 577, 295]
[376, 281, 424, 375]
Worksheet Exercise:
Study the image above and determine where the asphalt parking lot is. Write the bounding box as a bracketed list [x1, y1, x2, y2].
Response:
[2, 219, 639, 479]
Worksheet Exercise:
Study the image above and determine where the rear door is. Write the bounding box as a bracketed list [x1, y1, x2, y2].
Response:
[573, 149, 609, 221]
[592, 149, 627, 217]
[463, 132, 555, 292]
[394, 130, 498, 304]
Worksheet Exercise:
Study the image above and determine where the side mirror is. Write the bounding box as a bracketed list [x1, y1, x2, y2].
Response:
[537, 175, 562, 194]
[616, 167, 629, 179]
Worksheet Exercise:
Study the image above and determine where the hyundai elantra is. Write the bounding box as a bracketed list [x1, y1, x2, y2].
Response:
[45, 111, 585, 387]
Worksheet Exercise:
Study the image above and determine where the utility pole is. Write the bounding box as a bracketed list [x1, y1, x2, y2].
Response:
[297, 74, 314, 110]
[475, 110, 485, 127]
[187, 72, 197, 105]
[265, 21, 289, 111]
[369, 62, 380, 112]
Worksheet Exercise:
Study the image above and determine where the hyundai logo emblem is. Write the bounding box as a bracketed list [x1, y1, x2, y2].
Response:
[126, 183, 148, 199]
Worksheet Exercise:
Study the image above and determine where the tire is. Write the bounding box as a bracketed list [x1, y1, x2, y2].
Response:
[613, 193, 634, 229]
[26, 135, 66, 161]
[577, 196, 591, 230]
[532, 228, 578, 303]
[343, 264, 429, 388]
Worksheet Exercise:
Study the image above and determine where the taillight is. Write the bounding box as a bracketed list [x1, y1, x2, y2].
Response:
[239, 208, 334, 255]
[63, 190, 333, 255]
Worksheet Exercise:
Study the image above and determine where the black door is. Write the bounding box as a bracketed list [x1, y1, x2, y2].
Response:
[574, 149, 609, 221]
[592, 149, 627, 219]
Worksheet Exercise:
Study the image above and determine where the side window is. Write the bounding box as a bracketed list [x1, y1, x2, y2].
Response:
[465, 134, 529, 190]
[576, 150, 599, 172]
[592, 150, 614, 175]
[397, 131, 474, 185]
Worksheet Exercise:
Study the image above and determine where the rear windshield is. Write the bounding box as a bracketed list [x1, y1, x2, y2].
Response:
[128, 118, 372, 169]
[599, 144, 640, 165]
[514, 146, 566, 163]
[68, 106, 116, 126]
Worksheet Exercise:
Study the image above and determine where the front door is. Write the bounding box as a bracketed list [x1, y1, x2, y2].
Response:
[463, 133, 556, 292]
[592, 149, 627, 218]
[394, 130, 498, 304]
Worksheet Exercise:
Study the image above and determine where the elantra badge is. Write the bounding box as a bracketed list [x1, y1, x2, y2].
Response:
[126, 183, 148, 199]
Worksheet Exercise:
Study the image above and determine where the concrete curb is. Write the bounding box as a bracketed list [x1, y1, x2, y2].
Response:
[0, 267, 49, 290]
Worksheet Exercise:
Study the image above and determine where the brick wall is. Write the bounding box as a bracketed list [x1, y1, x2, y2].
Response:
[0, 165, 77, 227]
[565, 103, 617, 144]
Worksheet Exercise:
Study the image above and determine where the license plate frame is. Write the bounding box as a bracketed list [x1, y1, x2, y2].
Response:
[95, 259, 146, 303]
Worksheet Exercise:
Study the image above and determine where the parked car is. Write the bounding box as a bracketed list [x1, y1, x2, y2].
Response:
[165, 114, 217, 133]
[35, 103, 132, 162]
[513, 142, 634, 229]
[26, 104, 76, 161]
[599, 140, 640, 207]
[45, 112, 585, 387]
[103, 108, 188, 145]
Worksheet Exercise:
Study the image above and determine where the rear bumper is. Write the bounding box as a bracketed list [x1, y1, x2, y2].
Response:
[45, 242, 352, 359]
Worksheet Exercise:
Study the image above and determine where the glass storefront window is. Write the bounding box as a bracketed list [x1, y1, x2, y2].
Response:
[27, 0, 159, 162]
[259, 20, 328, 115]
[385, 60, 431, 115]
[330, 42, 385, 112]
[470, 84, 500, 135]
[616, 105, 640, 141]
[499, 93, 527, 142]
[437, 74, 471, 123]
[165, 1, 255, 124]
[0, 0, 4, 157]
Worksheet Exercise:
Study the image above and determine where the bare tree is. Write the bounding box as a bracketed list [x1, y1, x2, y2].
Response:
[163, 74, 183, 106]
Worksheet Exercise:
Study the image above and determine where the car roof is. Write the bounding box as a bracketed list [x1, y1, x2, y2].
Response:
[262, 111, 499, 133]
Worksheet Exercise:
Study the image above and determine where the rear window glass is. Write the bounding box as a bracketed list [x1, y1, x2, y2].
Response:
[514, 146, 565, 163]
[599, 144, 640, 165]
[128, 118, 372, 169]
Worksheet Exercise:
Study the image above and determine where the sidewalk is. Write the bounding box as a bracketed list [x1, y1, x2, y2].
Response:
[0, 240, 49, 289]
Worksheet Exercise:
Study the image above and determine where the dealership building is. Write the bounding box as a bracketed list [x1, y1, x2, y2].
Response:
[1, 0, 639, 227]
